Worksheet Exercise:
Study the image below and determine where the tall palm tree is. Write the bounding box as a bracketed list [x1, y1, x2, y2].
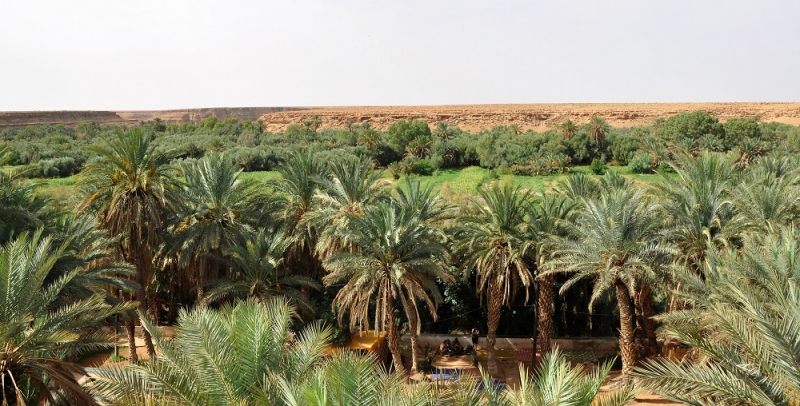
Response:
[587, 116, 610, 146]
[0, 232, 134, 406]
[547, 179, 671, 377]
[634, 228, 800, 405]
[170, 153, 265, 301]
[86, 298, 332, 405]
[322, 204, 452, 374]
[392, 180, 456, 372]
[200, 228, 320, 313]
[78, 128, 176, 362]
[558, 119, 578, 139]
[454, 183, 534, 376]
[526, 194, 579, 355]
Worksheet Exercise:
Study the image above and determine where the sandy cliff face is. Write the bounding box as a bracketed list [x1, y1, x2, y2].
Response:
[257, 103, 800, 132]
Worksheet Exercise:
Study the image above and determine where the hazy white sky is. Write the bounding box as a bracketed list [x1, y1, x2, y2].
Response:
[1, 1, 798, 110]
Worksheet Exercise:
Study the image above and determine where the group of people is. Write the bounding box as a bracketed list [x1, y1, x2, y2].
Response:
[438, 338, 470, 356]
[437, 328, 481, 356]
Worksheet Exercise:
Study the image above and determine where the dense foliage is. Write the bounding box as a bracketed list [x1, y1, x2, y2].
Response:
[2, 112, 800, 404]
[3, 112, 798, 179]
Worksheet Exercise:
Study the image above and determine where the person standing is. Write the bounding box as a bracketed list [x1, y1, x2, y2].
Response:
[471, 327, 480, 350]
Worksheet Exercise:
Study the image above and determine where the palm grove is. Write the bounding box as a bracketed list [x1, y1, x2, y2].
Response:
[1, 112, 800, 405]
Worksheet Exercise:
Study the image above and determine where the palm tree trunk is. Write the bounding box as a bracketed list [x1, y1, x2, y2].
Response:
[641, 285, 659, 355]
[401, 291, 421, 375]
[486, 279, 503, 377]
[537, 274, 555, 355]
[615, 279, 636, 377]
[126, 317, 138, 364]
[385, 296, 404, 374]
[138, 288, 157, 361]
[407, 306, 420, 375]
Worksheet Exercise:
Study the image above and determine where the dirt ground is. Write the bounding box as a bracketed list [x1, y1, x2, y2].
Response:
[257, 102, 800, 133]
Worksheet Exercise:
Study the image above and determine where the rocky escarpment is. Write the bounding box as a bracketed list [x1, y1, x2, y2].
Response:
[0, 107, 313, 129]
[258, 103, 800, 133]
[116, 107, 312, 124]
[0, 111, 132, 128]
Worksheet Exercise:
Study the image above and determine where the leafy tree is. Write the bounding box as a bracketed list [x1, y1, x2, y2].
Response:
[387, 120, 431, 155]
[659, 111, 725, 144]
[78, 128, 176, 362]
[722, 117, 761, 149]
[198, 115, 219, 130]
[322, 204, 452, 374]
[455, 183, 534, 376]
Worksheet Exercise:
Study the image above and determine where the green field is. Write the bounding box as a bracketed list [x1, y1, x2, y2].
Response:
[30, 165, 668, 204]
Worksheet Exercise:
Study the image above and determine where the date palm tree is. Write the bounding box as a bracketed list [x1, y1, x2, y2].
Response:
[587, 116, 610, 146]
[734, 156, 800, 235]
[169, 153, 266, 301]
[199, 228, 320, 314]
[78, 128, 176, 362]
[0, 147, 52, 244]
[526, 194, 579, 355]
[0, 232, 134, 406]
[433, 122, 456, 140]
[391, 180, 456, 372]
[309, 157, 387, 259]
[269, 149, 328, 278]
[86, 298, 332, 405]
[322, 203, 452, 374]
[547, 180, 671, 378]
[357, 123, 382, 151]
[454, 182, 534, 376]
[635, 227, 800, 405]
[558, 119, 578, 139]
[654, 153, 744, 315]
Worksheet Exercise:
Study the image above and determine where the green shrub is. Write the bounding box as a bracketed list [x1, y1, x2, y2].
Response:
[628, 153, 653, 174]
[590, 158, 607, 175]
